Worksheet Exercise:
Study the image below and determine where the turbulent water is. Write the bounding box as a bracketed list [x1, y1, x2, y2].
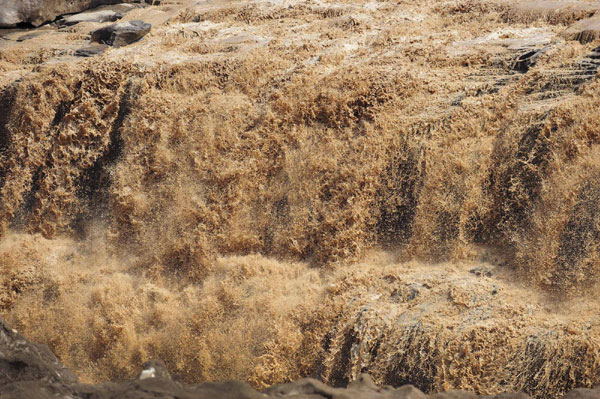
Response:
[1, 0, 600, 397]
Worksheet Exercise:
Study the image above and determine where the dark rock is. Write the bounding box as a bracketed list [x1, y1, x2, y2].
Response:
[348, 373, 379, 390]
[74, 44, 109, 57]
[513, 48, 548, 73]
[0, 380, 71, 399]
[431, 391, 481, 399]
[90, 20, 151, 47]
[489, 393, 531, 399]
[0, 316, 78, 399]
[193, 381, 268, 399]
[265, 378, 352, 398]
[432, 391, 531, 399]
[391, 385, 429, 399]
[72, 375, 269, 399]
[0, 316, 77, 387]
[265, 375, 429, 399]
[0, 0, 132, 28]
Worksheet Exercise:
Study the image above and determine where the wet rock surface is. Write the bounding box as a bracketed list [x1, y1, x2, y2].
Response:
[1, 315, 599, 399]
[90, 20, 152, 47]
[513, 48, 548, 73]
[0, 316, 77, 399]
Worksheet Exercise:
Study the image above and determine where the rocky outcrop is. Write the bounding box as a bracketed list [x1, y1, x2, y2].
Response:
[0, 316, 78, 399]
[1, 316, 599, 399]
[0, 0, 132, 28]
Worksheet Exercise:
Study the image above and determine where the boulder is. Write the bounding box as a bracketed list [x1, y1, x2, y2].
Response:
[0, 316, 78, 399]
[90, 20, 151, 47]
[59, 9, 123, 26]
[0, 0, 130, 28]
[0, 316, 78, 387]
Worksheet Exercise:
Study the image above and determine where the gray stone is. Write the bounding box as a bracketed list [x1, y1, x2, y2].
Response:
[392, 385, 429, 399]
[90, 20, 151, 47]
[265, 376, 430, 399]
[0, 0, 131, 28]
[16, 32, 44, 42]
[74, 44, 109, 57]
[490, 393, 531, 399]
[431, 391, 480, 399]
[59, 10, 123, 26]
[432, 391, 531, 399]
[0, 316, 78, 388]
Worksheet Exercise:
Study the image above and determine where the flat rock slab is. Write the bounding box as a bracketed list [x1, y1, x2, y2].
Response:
[90, 20, 151, 47]
[0, 0, 132, 28]
[564, 17, 600, 43]
[74, 44, 109, 57]
[59, 10, 123, 26]
[16, 32, 45, 42]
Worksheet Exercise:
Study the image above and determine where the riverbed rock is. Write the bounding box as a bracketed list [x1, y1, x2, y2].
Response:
[0, 0, 131, 28]
[90, 20, 151, 47]
[59, 9, 123, 26]
[0, 316, 78, 399]
[74, 44, 110, 57]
